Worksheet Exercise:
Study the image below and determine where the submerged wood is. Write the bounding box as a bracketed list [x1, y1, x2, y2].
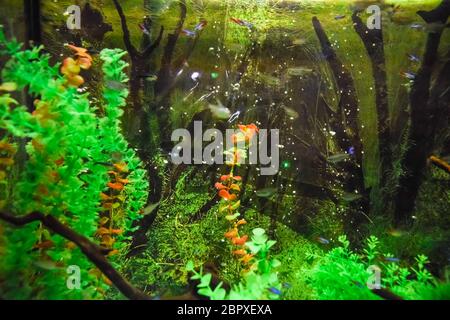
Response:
[394, 1, 450, 226]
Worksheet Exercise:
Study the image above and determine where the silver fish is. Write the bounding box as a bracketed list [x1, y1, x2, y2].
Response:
[282, 106, 299, 120]
[327, 153, 350, 163]
[255, 187, 278, 198]
[287, 67, 314, 77]
[228, 111, 241, 123]
[208, 100, 231, 120]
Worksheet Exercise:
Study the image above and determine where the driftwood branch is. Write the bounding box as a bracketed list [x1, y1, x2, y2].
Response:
[429, 156, 450, 174]
[142, 25, 165, 58]
[312, 17, 363, 167]
[0, 211, 151, 300]
[352, 12, 391, 185]
[312, 17, 367, 200]
[112, 0, 138, 58]
[155, 0, 187, 98]
[394, 0, 449, 225]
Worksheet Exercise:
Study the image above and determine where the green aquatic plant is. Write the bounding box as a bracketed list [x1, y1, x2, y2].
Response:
[307, 235, 449, 300]
[187, 228, 282, 300]
[0, 27, 148, 299]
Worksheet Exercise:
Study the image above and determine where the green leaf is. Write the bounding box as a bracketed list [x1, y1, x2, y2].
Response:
[211, 284, 226, 300]
[199, 273, 212, 288]
[198, 287, 213, 297]
[246, 241, 262, 254]
[253, 228, 266, 237]
[271, 259, 281, 268]
[186, 260, 195, 272]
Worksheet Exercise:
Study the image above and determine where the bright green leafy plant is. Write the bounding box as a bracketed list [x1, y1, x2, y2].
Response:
[0, 27, 148, 299]
[307, 235, 449, 300]
[187, 228, 282, 300]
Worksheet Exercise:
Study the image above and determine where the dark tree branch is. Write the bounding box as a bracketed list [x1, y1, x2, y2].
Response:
[112, 0, 138, 58]
[127, 202, 160, 258]
[142, 25, 164, 58]
[429, 156, 450, 174]
[189, 194, 220, 223]
[352, 12, 391, 186]
[312, 17, 367, 201]
[0, 211, 151, 300]
[312, 17, 364, 168]
[155, 0, 187, 98]
[394, 1, 449, 225]
[372, 288, 404, 300]
[417, 0, 450, 23]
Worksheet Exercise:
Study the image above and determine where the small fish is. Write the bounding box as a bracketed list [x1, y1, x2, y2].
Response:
[335, 15, 346, 20]
[342, 192, 363, 202]
[384, 257, 401, 263]
[34, 259, 61, 270]
[257, 74, 281, 87]
[208, 100, 231, 120]
[327, 153, 350, 163]
[139, 23, 150, 35]
[291, 38, 307, 46]
[145, 75, 158, 82]
[351, 280, 365, 289]
[388, 229, 405, 238]
[348, 146, 355, 155]
[282, 283, 292, 288]
[287, 67, 314, 77]
[86, 47, 100, 55]
[94, 161, 114, 167]
[194, 20, 207, 32]
[409, 23, 423, 30]
[317, 237, 330, 245]
[401, 71, 416, 80]
[268, 287, 282, 295]
[230, 18, 253, 29]
[255, 187, 277, 198]
[181, 29, 196, 37]
[407, 53, 421, 63]
[282, 106, 299, 120]
[191, 72, 201, 82]
[106, 80, 128, 91]
[228, 111, 241, 123]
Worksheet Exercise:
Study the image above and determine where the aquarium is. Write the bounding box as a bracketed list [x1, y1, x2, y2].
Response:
[0, 0, 449, 302]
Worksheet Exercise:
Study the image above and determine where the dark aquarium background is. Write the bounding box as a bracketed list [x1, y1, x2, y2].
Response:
[0, 0, 449, 300]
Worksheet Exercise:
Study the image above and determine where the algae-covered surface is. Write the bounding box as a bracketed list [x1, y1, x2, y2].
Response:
[0, 0, 449, 300]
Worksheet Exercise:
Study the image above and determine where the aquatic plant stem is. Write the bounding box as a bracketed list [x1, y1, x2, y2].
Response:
[0, 211, 151, 300]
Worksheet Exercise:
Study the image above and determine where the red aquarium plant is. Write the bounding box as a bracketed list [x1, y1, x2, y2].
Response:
[216, 123, 259, 266]
[61, 44, 93, 87]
